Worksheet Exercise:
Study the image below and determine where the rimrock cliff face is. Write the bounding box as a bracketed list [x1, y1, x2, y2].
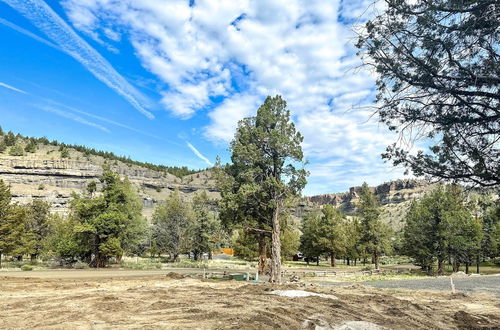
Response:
[0, 148, 216, 218]
[307, 180, 434, 229]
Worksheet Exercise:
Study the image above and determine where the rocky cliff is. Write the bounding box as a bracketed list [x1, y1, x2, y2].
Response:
[0, 144, 217, 218]
[307, 179, 435, 230]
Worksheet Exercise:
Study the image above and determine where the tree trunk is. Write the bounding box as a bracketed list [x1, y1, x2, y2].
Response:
[0, 252, 2, 269]
[347, 258, 350, 266]
[316, 257, 319, 266]
[258, 234, 267, 275]
[330, 252, 336, 267]
[269, 203, 282, 284]
[208, 251, 213, 260]
[476, 255, 480, 274]
[438, 258, 444, 275]
[373, 251, 379, 270]
[354, 258, 357, 266]
[465, 262, 469, 275]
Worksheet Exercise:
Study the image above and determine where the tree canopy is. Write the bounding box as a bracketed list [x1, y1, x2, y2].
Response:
[218, 95, 307, 283]
[356, 0, 500, 187]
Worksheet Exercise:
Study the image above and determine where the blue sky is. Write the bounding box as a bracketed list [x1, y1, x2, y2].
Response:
[0, 0, 408, 195]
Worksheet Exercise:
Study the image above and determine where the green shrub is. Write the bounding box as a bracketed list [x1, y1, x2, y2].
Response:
[491, 258, 500, 266]
[9, 144, 25, 156]
[21, 265, 33, 271]
[73, 261, 89, 269]
[122, 260, 162, 270]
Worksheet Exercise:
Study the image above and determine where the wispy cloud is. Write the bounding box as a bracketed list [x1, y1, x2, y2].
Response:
[0, 81, 28, 94]
[3, 0, 153, 119]
[61, 0, 409, 194]
[186, 142, 213, 167]
[37, 104, 110, 133]
[43, 99, 183, 147]
[0, 17, 60, 51]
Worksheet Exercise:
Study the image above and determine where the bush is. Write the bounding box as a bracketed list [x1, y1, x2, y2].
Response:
[122, 260, 162, 270]
[9, 144, 25, 156]
[490, 258, 500, 266]
[73, 261, 89, 269]
[21, 265, 33, 271]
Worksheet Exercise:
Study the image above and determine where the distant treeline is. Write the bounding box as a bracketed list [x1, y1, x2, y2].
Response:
[0, 127, 205, 178]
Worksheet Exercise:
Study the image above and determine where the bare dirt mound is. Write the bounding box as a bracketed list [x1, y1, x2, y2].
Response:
[0, 276, 499, 329]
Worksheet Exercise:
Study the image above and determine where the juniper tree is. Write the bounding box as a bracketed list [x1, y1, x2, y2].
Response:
[152, 190, 193, 262]
[218, 95, 307, 283]
[356, 0, 500, 187]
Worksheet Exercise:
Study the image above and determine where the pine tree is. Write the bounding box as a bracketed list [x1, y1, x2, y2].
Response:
[152, 190, 193, 262]
[357, 183, 392, 270]
[0, 180, 24, 267]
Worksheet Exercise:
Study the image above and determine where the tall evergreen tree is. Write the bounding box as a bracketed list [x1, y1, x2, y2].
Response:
[357, 183, 392, 270]
[70, 167, 146, 267]
[152, 190, 193, 262]
[191, 191, 223, 260]
[0, 180, 24, 267]
[218, 95, 307, 283]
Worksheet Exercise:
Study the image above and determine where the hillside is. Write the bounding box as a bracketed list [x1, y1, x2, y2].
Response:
[0, 134, 217, 218]
[307, 179, 437, 230]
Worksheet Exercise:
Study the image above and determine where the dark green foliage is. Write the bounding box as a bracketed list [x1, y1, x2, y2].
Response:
[9, 143, 25, 156]
[357, 183, 392, 269]
[233, 229, 260, 261]
[300, 212, 324, 264]
[86, 181, 97, 196]
[24, 199, 51, 259]
[217, 95, 308, 282]
[0, 140, 6, 153]
[60, 146, 70, 158]
[4, 131, 16, 146]
[190, 191, 224, 260]
[402, 185, 483, 273]
[300, 206, 348, 266]
[68, 167, 147, 267]
[152, 190, 193, 261]
[24, 138, 37, 153]
[356, 0, 500, 187]
[0, 181, 25, 267]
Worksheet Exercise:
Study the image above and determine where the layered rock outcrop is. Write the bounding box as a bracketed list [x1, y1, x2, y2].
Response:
[307, 179, 432, 214]
[0, 150, 217, 218]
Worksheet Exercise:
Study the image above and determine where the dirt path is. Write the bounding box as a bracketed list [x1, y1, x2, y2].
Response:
[1, 275, 499, 329]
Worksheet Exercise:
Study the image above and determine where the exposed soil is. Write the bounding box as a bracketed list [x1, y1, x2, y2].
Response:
[0, 275, 499, 329]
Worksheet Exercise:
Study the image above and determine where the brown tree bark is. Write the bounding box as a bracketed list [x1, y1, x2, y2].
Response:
[330, 252, 336, 267]
[438, 258, 445, 274]
[373, 251, 379, 270]
[269, 203, 281, 284]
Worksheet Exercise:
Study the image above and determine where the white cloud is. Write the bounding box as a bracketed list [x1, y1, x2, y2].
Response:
[0, 81, 28, 94]
[0, 17, 60, 51]
[187, 142, 213, 167]
[204, 93, 261, 144]
[60, 0, 410, 194]
[4, 0, 153, 118]
[38, 104, 110, 133]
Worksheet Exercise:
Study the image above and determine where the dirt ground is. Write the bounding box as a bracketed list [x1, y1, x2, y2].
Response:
[1, 275, 499, 329]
